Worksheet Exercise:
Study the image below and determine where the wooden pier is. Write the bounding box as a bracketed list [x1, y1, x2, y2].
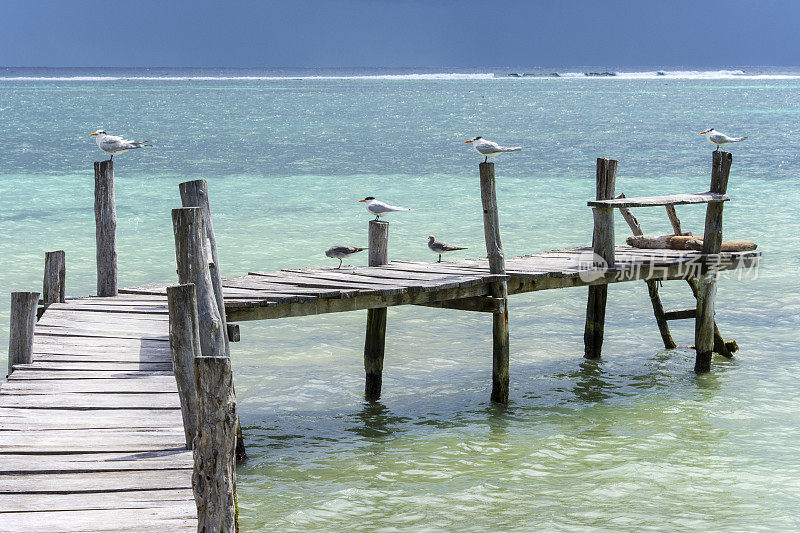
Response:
[0, 152, 760, 531]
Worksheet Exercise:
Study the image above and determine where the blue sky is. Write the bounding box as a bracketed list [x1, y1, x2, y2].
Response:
[1, 0, 798, 67]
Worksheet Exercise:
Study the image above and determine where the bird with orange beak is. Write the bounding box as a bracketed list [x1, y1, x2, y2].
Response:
[464, 136, 522, 162]
[89, 129, 152, 161]
[699, 128, 748, 151]
[357, 197, 411, 220]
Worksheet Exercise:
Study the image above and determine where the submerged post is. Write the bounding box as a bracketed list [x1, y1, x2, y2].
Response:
[43, 250, 66, 304]
[695, 151, 732, 373]
[479, 162, 510, 404]
[8, 291, 39, 375]
[193, 355, 238, 533]
[364, 219, 389, 401]
[180, 180, 229, 355]
[167, 284, 201, 449]
[94, 160, 117, 297]
[584, 158, 617, 359]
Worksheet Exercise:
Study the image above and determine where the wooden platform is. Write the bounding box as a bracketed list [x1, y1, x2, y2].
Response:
[121, 246, 760, 321]
[0, 299, 196, 532]
[0, 245, 759, 530]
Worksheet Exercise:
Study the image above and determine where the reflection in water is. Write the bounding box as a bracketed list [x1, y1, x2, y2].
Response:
[346, 401, 411, 440]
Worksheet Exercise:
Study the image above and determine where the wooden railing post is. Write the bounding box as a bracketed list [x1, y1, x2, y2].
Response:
[8, 292, 39, 376]
[584, 158, 617, 359]
[94, 160, 118, 297]
[193, 355, 238, 532]
[179, 180, 229, 355]
[479, 161, 510, 404]
[43, 250, 66, 304]
[364, 220, 389, 401]
[167, 284, 201, 450]
[695, 151, 732, 373]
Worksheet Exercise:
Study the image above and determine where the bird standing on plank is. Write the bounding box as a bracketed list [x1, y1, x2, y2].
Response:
[699, 128, 748, 151]
[428, 235, 468, 262]
[90, 129, 152, 161]
[358, 197, 411, 220]
[464, 136, 522, 162]
[325, 245, 366, 269]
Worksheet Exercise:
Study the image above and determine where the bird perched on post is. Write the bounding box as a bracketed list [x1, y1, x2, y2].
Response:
[89, 129, 152, 161]
[464, 136, 522, 162]
[358, 197, 411, 220]
[699, 128, 748, 151]
[427, 235, 468, 262]
[325, 245, 366, 269]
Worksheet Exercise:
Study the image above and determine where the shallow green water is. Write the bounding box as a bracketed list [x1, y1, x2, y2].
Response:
[1, 71, 798, 531]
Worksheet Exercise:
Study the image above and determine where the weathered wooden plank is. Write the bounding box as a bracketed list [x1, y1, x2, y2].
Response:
[0, 489, 194, 513]
[665, 307, 697, 320]
[588, 192, 729, 208]
[7, 370, 172, 380]
[0, 408, 183, 431]
[0, 393, 181, 409]
[18, 362, 173, 372]
[0, 508, 195, 533]
[0, 429, 186, 454]
[1, 377, 178, 394]
[417, 296, 505, 313]
[0, 450, 192, 474]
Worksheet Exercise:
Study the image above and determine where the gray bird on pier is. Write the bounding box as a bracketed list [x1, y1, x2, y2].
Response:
[464, 136, 522, 163]
[428, 235, 468, 262]
[90, 129, 152, 161]
[325, 245, 366, 268]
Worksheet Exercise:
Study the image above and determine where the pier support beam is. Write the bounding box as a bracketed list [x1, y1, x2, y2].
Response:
[479, 162, 510, 404]
[8, 292, 39, 376]
[364, 220, 389, 401]
[584, 158, 617, 359]
[695, 151, 732, 373]
[167, 283, 201, 450]
[193, 355, 238, 533]
[94, 160, 117, 297]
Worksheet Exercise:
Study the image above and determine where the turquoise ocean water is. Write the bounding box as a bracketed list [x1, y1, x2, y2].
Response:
[1, 67, 799, 531]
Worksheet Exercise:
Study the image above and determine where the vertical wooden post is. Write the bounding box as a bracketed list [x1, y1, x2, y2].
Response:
[584, 158, 617, 359]
[364, 220, 389, 401]
[94, 160, 117, 297]
[179, 180, 229, 356]
[647, 281, 677, 349]
[8, 292, 39, 375]
[179, 182, 246, 461]
[172, 208, 225, 359]
[193, 356, 238, 533]
[695, 151, 733, 372]
[43, 251, 66, 304]
[167, 284, 201, 450]
[479, 162, 510, 405]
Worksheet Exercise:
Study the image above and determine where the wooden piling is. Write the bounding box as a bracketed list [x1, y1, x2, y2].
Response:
[172, 208, 225, 359]
[180, 180, 229, 355]
[94, 160, 117, 297]
[584, 158, 617, 359]
[193, 355, 238, 533]
[364, 220, 389, 401]
[479, 162, 510, 404]
[43, 250, 66, 304]
[647, 281, 677, 349]
[167, 284, 201, 450]
[8, 292, 39, 375]
[695, 151, 731, 373]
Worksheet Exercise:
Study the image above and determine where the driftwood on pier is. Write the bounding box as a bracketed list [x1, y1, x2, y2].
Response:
[479, 161, 510, 404]
[584, 158, 616, 360]
[364, 220, 389, 401]
[627, 234, 756, 252]
[94, 160, 118, 297]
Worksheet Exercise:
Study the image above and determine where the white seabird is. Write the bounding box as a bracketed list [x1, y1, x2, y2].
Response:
[464, 136, 522, 162]
[89, 129, 152, 160]
[427, 235, 468, 262]
[325, 245, 366, 268]
[699, 128, 748, 151]
[358, 197, 411, 220]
